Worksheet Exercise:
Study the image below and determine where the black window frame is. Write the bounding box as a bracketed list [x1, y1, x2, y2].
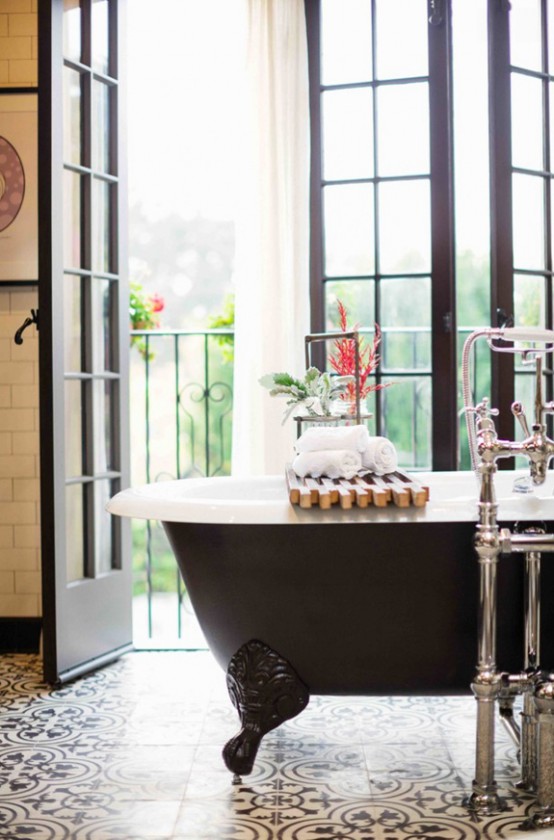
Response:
[306, 0, 456, 470]
[489, 0, 554, 448]
[305, 0, 554, 470]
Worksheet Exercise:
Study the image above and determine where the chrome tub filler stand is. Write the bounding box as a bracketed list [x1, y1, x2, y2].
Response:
[463, 326, 554, 829]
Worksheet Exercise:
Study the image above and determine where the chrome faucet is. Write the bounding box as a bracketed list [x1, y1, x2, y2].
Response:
[474, 360, 554, 485]
[463, 329, 554, 828]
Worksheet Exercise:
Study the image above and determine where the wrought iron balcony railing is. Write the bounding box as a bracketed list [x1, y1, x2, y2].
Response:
[129, 327, 234, 648]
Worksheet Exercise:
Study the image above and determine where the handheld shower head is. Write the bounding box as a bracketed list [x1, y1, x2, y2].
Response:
[499, 327, 554, 344]
[489, 327, 554, 354]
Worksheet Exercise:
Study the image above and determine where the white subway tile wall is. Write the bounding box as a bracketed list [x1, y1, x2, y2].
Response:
[0, 3, 40, 619]
[0, 290, 40, 617]
[0, 0, 37, 87]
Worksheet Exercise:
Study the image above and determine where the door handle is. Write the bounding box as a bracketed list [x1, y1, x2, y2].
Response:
[14, 308, 39, 345]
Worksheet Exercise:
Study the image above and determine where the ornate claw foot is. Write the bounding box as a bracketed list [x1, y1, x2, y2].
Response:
[222, 639, 309, 777]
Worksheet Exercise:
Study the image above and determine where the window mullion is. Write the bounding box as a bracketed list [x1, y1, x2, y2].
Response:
[371, 0, 382, 434]
[428, 0, 457, 469]
[488, 0, 514, 450]
[542, 0, 553, 420]
[305, 0, 325, 357]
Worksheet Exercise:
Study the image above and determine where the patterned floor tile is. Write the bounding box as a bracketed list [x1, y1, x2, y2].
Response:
[124, 711, 205, 746]
[447, 739, 521, 783]
[275, 695, 444, 747]
[1, 652, 551, 839]
[97, 746, 196, 800]
[66, 800, 182, 838]
[273, 744, 372, 796]
[174, 801, 277, 840]
[364, 739, 453, 771]
[196, 698, 238, 744]
[185, 746, 281, 798]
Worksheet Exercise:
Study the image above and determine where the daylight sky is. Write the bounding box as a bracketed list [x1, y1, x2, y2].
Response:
[126, 0, 495, 264]
[126, 0, 244, 223]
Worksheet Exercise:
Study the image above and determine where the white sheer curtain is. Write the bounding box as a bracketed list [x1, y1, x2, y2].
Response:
[231, 0, 311, 476]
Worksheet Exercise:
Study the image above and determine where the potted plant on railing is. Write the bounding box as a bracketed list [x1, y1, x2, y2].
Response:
[129, 283, 164, 360]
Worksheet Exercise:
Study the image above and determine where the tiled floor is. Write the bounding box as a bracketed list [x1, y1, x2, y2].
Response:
[0, 651, 547, 839]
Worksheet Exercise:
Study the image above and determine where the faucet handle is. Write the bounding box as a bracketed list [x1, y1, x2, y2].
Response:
[512, 401, 531, 437]
[474, 397, 499, 420]
[474, 398, 499, 435]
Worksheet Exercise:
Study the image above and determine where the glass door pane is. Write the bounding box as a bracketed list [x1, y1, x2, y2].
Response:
[322, 88, 373, 180]
[92, 80, 111, 173]
[63, 0, 81, 61]
[375, 0, 428, 79]
[510, 0, 542, 71]
[321, 0, 372, 85]
[92, 0, 110, 74]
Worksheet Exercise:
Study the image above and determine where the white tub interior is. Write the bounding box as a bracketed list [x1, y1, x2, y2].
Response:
[106, 470, 554, 525]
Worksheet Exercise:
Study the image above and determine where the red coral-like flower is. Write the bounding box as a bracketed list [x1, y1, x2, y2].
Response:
[328, 300, 388, 403]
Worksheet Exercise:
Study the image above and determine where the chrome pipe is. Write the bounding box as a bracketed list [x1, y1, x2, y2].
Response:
[499, 714, 520, 748]
[467, 679, 503, 814]
[519, 690, 538, 792]
[470, 554, 503, 813]
[535, 356, 544, 426]
[518, 536, 543, 792]
[473, 692, 497, 784]
[467, 464, 504, 814]
[500, 530, 554, 553]
[525, 551, 542, 671]
[532, 680, 554, 828]
[506, 539, 554, 552]
[475, 469, 500, 673]
[476, 555, 499, 672]
[498, 696, 521, 748]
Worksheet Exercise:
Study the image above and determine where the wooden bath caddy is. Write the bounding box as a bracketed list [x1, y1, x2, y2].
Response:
[285, 466, 430, 510]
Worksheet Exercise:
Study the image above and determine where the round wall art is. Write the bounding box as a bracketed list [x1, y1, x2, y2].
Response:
[0, 136, 26, 233]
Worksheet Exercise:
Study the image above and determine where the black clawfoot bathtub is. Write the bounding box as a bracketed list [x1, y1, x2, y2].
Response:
[108, 471, 554, 776]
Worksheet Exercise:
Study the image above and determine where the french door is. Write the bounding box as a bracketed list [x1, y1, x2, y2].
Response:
[39, 0, 132, 683]
[305, 0, 457, 470]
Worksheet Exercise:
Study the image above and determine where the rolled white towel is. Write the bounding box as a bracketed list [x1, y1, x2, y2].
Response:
[361, 436, 398, 476]
[295, 424, 370, 454]
[292, 449, 362, 480]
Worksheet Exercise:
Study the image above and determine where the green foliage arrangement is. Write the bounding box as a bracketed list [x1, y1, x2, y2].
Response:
[259, 367, 353, 424]
[208, 293, 235, 362]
